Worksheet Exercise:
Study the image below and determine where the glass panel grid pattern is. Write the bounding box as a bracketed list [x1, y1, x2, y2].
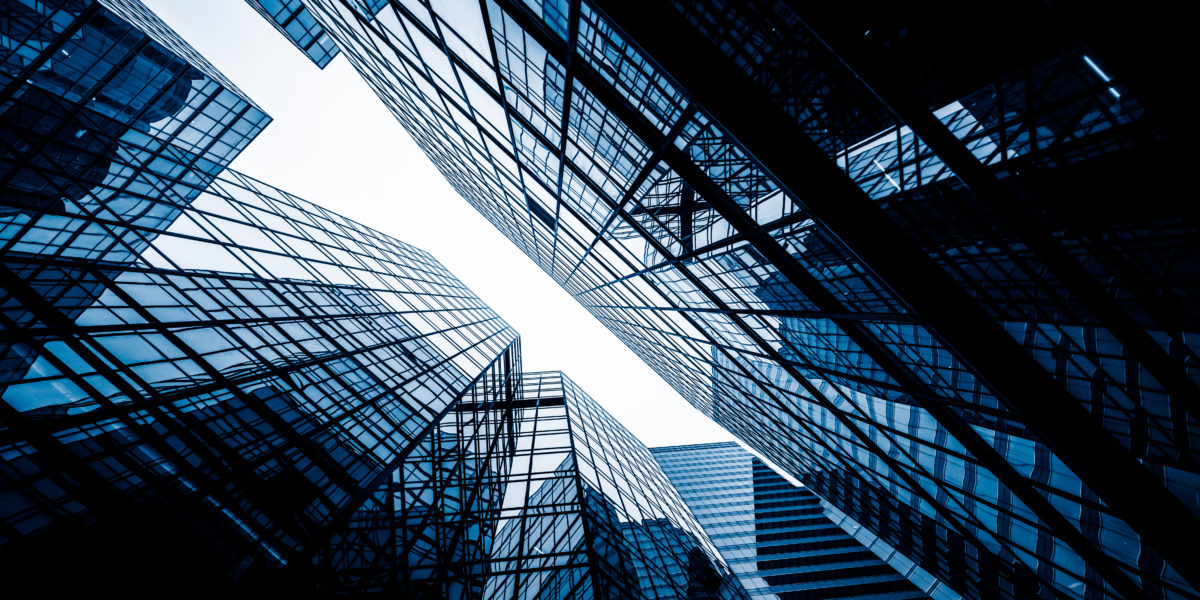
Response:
[244, 0, 345, 68]
[1, 152, 517, 588]
[315, 369, 754, 599]
[653, 442, 945, 600]
[256, 1, 1200, 599]
[555, 370, 750, 600]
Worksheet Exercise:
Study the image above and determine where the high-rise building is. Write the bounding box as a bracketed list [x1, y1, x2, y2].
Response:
[3, 5, 282, 588]
[653, 442, 949, 600]
[252, 1, 1200, 598]
[0, 155, 518, 591]
[2, 7, 518, 589]
[388, 371, 749, 600]
[2, 4, 752, 596]
[2, 0, 271, 399]
[2, 0, 269, 245]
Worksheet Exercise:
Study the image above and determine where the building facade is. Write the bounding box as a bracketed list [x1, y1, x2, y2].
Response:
[245, 0, 388, 68]
[254, 1, 1200, 599]
[1, 5, 518, 589]
[310, 368, 756, 599]
[2, 4, 753, 596]
[653, 442, 949, 600]
[0, 155, 517, 591]
[2, 157, 740, 596]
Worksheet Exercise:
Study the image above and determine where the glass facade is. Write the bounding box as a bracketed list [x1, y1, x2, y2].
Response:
[653, 442, 947, 600]
[483, 371, 749, 600]
[244, 0, 344, 68]
[260, 1, 1200, 599]
[291, 369, 754, 598]
[243, 0, 392, 68]
[1, 2, 760, 595]
[3, 9, 278, 590]
[2, 8, 518, 579]
[2, 0, 270, 256]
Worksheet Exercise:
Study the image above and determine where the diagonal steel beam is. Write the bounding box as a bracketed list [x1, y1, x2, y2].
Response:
[784, 0, 1200, 435]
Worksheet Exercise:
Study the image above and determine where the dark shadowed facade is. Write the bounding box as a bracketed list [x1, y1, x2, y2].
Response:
[246, 1, 1200, 598]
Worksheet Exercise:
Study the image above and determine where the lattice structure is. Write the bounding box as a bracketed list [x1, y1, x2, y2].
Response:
[261, 1, 1200, 598]
[311, 370, 751, 599]
[1, 3, 762, 596]
[0, 157, 518, 591]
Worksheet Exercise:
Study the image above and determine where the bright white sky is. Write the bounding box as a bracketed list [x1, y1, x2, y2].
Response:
[142, 0, 735, 447]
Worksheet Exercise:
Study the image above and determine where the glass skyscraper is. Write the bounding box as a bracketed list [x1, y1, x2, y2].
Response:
[2, 3, 755, 596]
[3, 6, 278, 589]
[464, 371, 748, 600]
[653, 442, 949, 600]
[1, 152, 518, 590]
[250, 1, 1200, 599]
[311, 368, 755, 598]
[1, 0, 504, 590]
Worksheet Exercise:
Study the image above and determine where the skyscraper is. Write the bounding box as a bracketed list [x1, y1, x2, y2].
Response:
[653, 442, 946, 600]
[1, 164, 741, 596]
[403, 369, 748, 600]
[2, 0, 269, 251]
[0, 156, 518, 590]
[252, 1, 1200, 598]
[2, 6, 516, 589]
[3, 0, 271, 403]
[3, 6, 281, 588]
[2, 4, 755, 596]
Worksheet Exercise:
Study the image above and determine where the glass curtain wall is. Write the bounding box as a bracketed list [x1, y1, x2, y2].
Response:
[653, 442, 946, 600]
[251, 1, 1200, 598]
[0, 159, 516, 591]
[308, 369, 753, 599]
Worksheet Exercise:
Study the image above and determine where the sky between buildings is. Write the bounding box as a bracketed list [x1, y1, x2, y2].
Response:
[141, 0, 736, 447]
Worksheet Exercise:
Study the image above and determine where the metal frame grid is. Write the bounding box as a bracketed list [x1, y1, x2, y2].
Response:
[306, 368, 753, 599]
[313, 339, 522, 596]
[1, 70, 516, 585]
[2, 0, 271, 261]
[271, 0, 1200, 598]
[550, 370, 750, 600]
[244, 0, 345, 68]
[3, 3, 763, 595]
